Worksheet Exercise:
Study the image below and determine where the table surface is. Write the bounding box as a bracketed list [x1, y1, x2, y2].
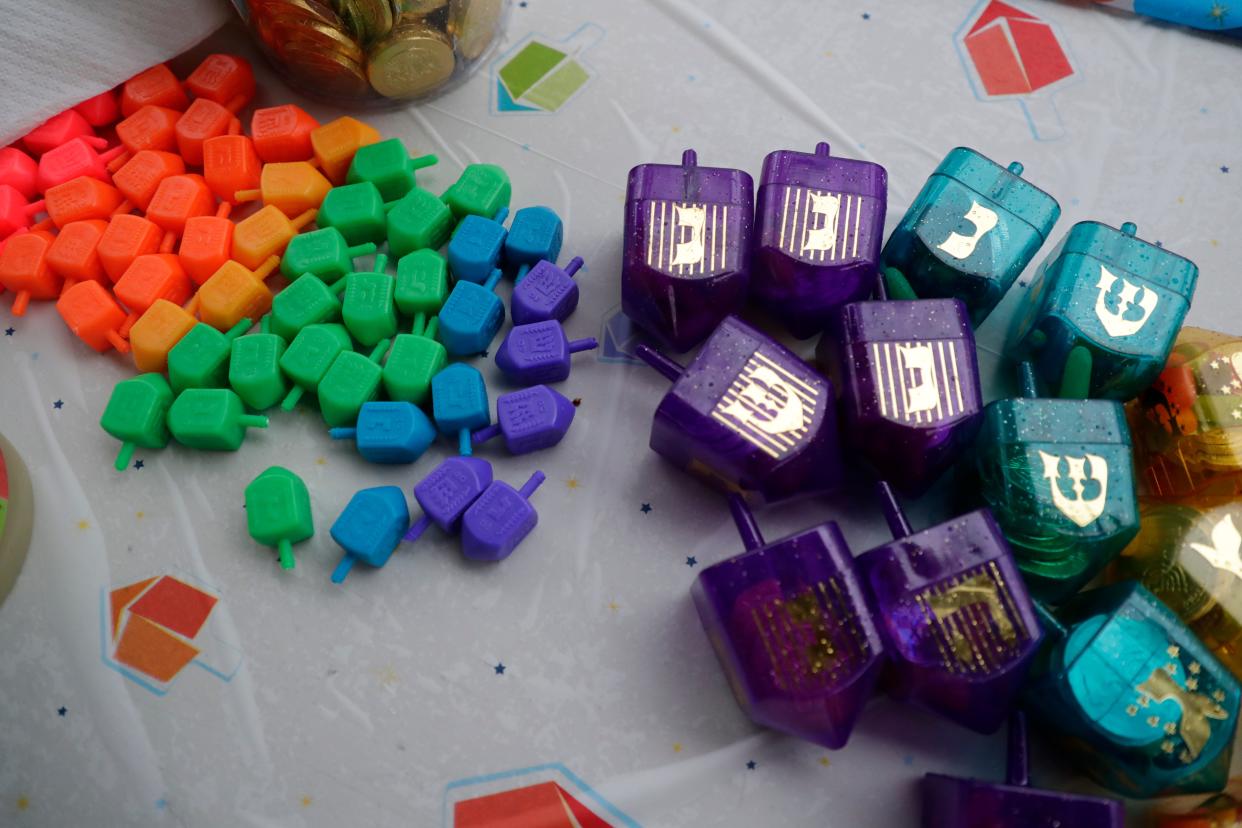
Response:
[2, 2, 1241, 826]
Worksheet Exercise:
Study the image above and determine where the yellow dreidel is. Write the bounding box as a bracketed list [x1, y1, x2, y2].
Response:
[309, 116, 381, 185]
[233, 161, 331, 218]
[231, 205, 315, 271]
[128, 298, 198, 373]
[188, 256, 279, 331]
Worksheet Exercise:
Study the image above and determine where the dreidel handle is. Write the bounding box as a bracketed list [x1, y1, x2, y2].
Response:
[635, 344, 683, 383]
[515, 264, 530, 282]
[214, 202, 233, 219]
[239, 413, 269, 430]
[471, 424, 500, 449]
[159, 232, 177, 253]
[114, 441, 137, 472]
[290, 208, 317, 231]
[224, 317, 252, 342]
[1059, 347, 1092, 400]
[280, 385, 306, 411]
[492, 205, 510, 224]
[564, 256, 583, 277]
[106, 329, 131, 354]
[403, 513, 432, 543]
[1007, 711, 1030, 788]
[814, 141, 831, 156]
[371, 253, 389, 274]
[11, 289, 32, 316]
[517, 470, 546, 499]
[681, 148, 699, 202]
[365, 339, 389, 364]
[458, 428, 475, 456]
[1018, 362, 1039, 399]
[253, 255, 280, 281]
[331, 554, 355, 584]
[567, 336, 598, 354]
[347, 241, 377, 259]
[226, 118, 242, 136]
[259, 313, 272, 334]
[329, 277, 348, 296]
[876, 480, 913, 539]
[482, 268, 502, 293]
[882, 267, 918, 301]
[98, 144, 127, 167]
[277, 538, 295, 570]
[407, 153, 438, 172]
[728, 492, 764, 551]
[106, 152, 131, 173]
[329, 427, 357, 440]
[233, 188, 261, 203]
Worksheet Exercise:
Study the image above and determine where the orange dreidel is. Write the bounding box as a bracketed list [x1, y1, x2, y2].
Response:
[0, 185, 45, 237]
[0, 230, 58, 315]
[22, 110, 94, 157]
[233, 161, 330, 217]
[97, 214, 162, 283]
[119, 64, 187, 117]
[174, 97, 243, 167]
[112, 105, 181, 167]
[146, 174, 214, 237]
[56, 280, 130, 353]
[114, 252, 191, 333]
[203, 134, 260, 203]
[185, 54, 255, 110]
[190, 256, 280, 331]
[231, 205, 316, 270]
[0, 147, 38, 199]
[128, 298, 196, 372]
[251, 104, 318, 163]
[74, 89, 120, 127]
[45, 219, 109, 287]
[35, 136, 125, 192]
[180, 202, 234, 285]
[43, 176, 129, 228]
[310, 116, 380, 185]
[111, 150, 185, 212]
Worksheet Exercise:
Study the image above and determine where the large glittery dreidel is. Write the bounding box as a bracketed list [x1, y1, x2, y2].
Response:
[229, 317, 288, 411]
[346, 138, 437, 201]
[394, 248, 447, 318]
[342, 253, 397, 346]
[1025, 580, 1241, 798]
[495, 320, 598, 386]
[439, 267, 504, 356]
[330, 486, 410, 583]
[635, 315, 841, 504]
[752, 142, 888, 338]
[693, 494, 885, 748]
[881, 148, 1061, 326]
[167, 388, 268, 451]
[441, 163, 510, 220]
[330, 401, 436, 464]
[856, 482, 1042, 734]
[622, 149, 754, 352]
[270, 273, 343, 341]
[432, 362, 490, 456]
[447, 207, 509, 284]
[402, 456, 494, 545]
[168, 318, 252, 392]
[280, 226, 375, 285]
[279, 323, 353, 410]
[471, 385, 576, 455]
[511, 256, 583, 326]
[1008, 221, 1198, 401]
[99, 373, 173, 471]
[505, 206, 563, 275]
[317, 339, 390, 428]
[245, 465, 312, 570]
[382, 314, 446, 405]
[385, 187, 455, 259]
[460, 471, 545, 562]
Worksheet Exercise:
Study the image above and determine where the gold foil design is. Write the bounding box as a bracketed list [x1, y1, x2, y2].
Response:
[1038, 451, 1109, 528]
[916, 562, 1028, 675]
[712, 352, 818, 459]
[749, 579, 868, 693]
[869, 340, 965, 425]
[1136, 665, 1228, 762]
[775, 186, 865, 263]
[645, 200, 729, 278]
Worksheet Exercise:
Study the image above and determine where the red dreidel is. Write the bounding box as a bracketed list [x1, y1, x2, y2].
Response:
[231, 205, 316, 270]
[22, 110, 93, 157]
[0, 185, 45, 238]
[113, 105, 181, 165]
[190, 256, 280, 331]
[174, 97, 243, 167]
[119, 64, 187, 117]
[74, 90, 120, 127]
[233, 161, 331, 217]
[97, 214, 162, 283]
[0, 147, 38, 199]
[56, 280, 130, 353]
[146, 174, 214, 237]
[114, 252, 191, 333]
[202, 134, 261, 204]
[185, 54, 255, 109]
[45, 219, 108, 286]
[111, 150, 186, 212]
[0, 230, 58, 314]
[35, 136, 125, 192]
[250, 104, 319, 163]
[43, 176, 129, 228]
[179, 202, 234, 286]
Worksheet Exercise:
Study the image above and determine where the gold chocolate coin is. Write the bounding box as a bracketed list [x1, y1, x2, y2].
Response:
[282, 43, 372, 98]
[391, 0, 448, 15]
[367, 23, 456, 98]
[448, 0, 502, 60]
[271, 19, 365, 64]
[352, 0, 395, 42]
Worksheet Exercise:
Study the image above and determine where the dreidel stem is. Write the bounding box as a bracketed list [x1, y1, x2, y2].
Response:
[1018, 361, 1039, 399]
[1007, 711, 1030, 788]
[224, 317, 251, 341]
[290, 208, 317, 232]
[1008, 162, 1025, 176]
[408, 153, 438, 172]
[564, 256, 584, 277]
[98, 144, 127, 167]
[728, 493, 764, 551]
[1059, 346, 1092, 400]
[517, 470, 546, 499]
[329, 427, 356, 440]
[371, 253, 389, 274]
[365, 339, 389, 363]
[106, 330, 130, 353]
[471, 424, 500, 448]
[253, 255, 280, 281]
[567, 336, 598, 354]
[233, 188, 261, 203]
[239, 413, 269, 429]
[114, 441, 136, 472]
[159, 232, 177, 253]
[331, 554, 355, 584]
[424, 316, 439, 340]
[259, 314, 272, 334]
[483, 268, 502, 293]
[277, 539, 295, 571]
[226, 118, 242, 136]
[11, 289, 31, 316]
[348, 241, 377, 259]
[681, 148, 699, 201]
[492, 205, 510, 224]
[280, 385, 305, 411]
[515, 264, 531, 282]
[214, 202, 233, 219]
[815, 141, 831, 156]
[403, 513, 432, 543]
[635, 345, 683, 383]
[876, 480, 913, 539]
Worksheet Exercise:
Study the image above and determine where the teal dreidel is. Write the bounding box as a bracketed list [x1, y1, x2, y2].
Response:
[346, 138, 437, 201]
[167, 388, 268, 451]
[439, 267, 504, 357]
[270, 272, 345, 341]
[342, 252, 397, 347]
[279, 227, 376, 285]
[317, 338, 391, 428]
[382, 313, 446, 404]
[504, 205, 563, 274]
[279, 322, 354, 410]
[395, 248, 448, 318]
[329, 400, 436, 464]
[229, 315, 288, 411]
[244, 465, 313, 569]
[431, 362, 490, 456]
[316, 181, 389, 246]
[99, 373, 174, 471]
[168, 318, 252, 393]
[330, 485, 411, 583]
[447, 205, 509, 283]
[441, 163, 510, 220]
[386, 187, 455, 258]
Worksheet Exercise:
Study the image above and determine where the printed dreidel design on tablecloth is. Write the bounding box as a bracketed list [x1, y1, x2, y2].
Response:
[495, 320, 598, 386]
[621, 149, 754, 352]
[442, 762, 636, 828]
[330, 486, 411, 583]
[492, 24, 602, 113]
[330, 401, 436, 464]
[245, 466, 313, 570]
[511, 256, 583, 325]
[693, 495, 885, 749]
[857, 482, 1043, 734]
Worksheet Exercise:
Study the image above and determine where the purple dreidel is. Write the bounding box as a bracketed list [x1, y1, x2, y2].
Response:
[635, 315, 842, 504]
[693, 494, 887, 748]
[472, 385, 576, 455]
[621, 149, 754, 352]
[494, 320, 598, 386]
[922, 712, 1124, 827]
[402, 456, 494, 544]
[460, 470, 546, 562]
[856, 482, 1042, 734]
[511, 256, 583, 325]
[753, 142, 889, 339]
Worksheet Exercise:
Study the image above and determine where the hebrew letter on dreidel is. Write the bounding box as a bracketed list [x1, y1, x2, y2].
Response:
[936, 199, 999, 260]
[1095, 266, 1158, 338]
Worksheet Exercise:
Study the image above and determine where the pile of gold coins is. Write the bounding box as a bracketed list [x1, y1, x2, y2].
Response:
[242, 0, 504, 102]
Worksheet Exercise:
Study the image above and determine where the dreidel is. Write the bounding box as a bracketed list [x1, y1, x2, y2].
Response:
[330, 486, 410, 583]
[441, 162, 510, 220]
[146, 174, 215, 237]
[119, 64, 187, 116]
[461, 471, 546, 562]
[330, 401, 436, 464]
[179, 202, 235, 286]
[447, 206, 509, 284]
[341, 253, 396, 346]
[0, 186, 44, 238]
[0, 229, 58, 315]
[317, 181, 389, 246]
[167, 387, 268, 451]
[634, 315, 842, 504]
[432, 363, 490, 456]
[111, 150, 185, 212]
[231, 205, 316, 270]
[202, 134, 261, 204]
[317, 339, 390, 428]
[882, 148, 1061, 326]
[402, 456, 494, 544]
[185, 54, 255, 109]
[43, 175, 129, 227]
[114, 252, 191, 333]
[55, 280, 130, 353]
[975, 363, 1139, 603]
[46, 219, 109, 286]
[439, 267, 504, 356]
[279, 323, 353, 410]
[22, 110, 94, 156]
[234, 161, 331, 217]
[270, 273, 343, 341]
[244, 465, 312, 570]
[281, 227, 374, 285]
[35, 136, 126, 192]
[310, 115, 381, 185]
[190, 255, 280, 331]
[495, 320, 597, 386]
[99, 373, 174, 471]
[622, 149, 755, 352]
[693, 494, 886, 748]
[856, 481, 1043, 734]
[114, 105, 181, 160]
[229, 315, 288, 411]
[504, 205, 563, 272]
[0, 147, 38, 199]
[346, 138, 437, 201]
[383, 313, 446, 405]
[97, 214, 163, 283]
[752, 142, 889, 338]
[471, 385, 576, 455]
[385, 186, 454, 258]
[394, 248, 447, 317]
[511, 256, 584, 325]
[168, 318, 252, 392]
[250, 104, 319, 163]
[74, 90, 120, 128]
[128, 299, 197, 373]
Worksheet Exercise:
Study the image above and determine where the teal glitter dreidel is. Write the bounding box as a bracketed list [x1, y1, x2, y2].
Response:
[432, 362, 490, 456]
[1008, 221, 1198, 401]
[395, 248, 448, 318]
[279, 323, 354, 410]
[342, 253, 397, 347]
[505, 205, 562, 275]
[382, 313, 446, 405]
[386, 187, 455, 259]
[441, 163, 510, 220]
[99, 373, 174, 471]
[330, 401, 436, 464]
[447, 206, 509, 283]
[270, 273, 344, 341]
[279, 226, 376, 285]
[167, 388, 268, 450]
[345, 138, 437, 201]
[316, 181, 388, 246]
[317, 339, 390, 428]
[229, 316, 288, 411]
[881, 148, 1060, 326]
[244, 465, 313, 570]
[439, 267, 504, 356]
[168, 318, 252, 393]
[330, 485, 410, 584]
[1025, 581, 1240, 798]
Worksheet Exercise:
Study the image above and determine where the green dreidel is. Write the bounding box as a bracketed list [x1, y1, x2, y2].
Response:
[346, 138, 438, 201]
[279, 323, 354, 410]
[318, 338, 390, 428]
[168, 388, 268, 451]
[342, 253, 397, 346]
[279, 226, 376, 285]
[244, 465, 313, 570]
[167, 318, 252, 393]
[229, 315, 288, 411]
[100, 373, 174, 471]
[383, 314, 446, 405]
[385, 187, 454, 258]
[317, 181, 388, 246]
[270, 273, 345, 341]
[441, 163, 510, 220]
[395, 248, 447, 317]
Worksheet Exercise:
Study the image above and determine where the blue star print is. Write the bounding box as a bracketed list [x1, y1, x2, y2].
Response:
[862, 12, 871, 19]
[746, 760, 757, 770]
[4, 327, 13, 336]
[133, 460, 144, 470]
[494, 663, 506, 675]
[57, 707, 67, 717]
[53, 399, 64, 410]
[686, 556, 697, 567]
[640, 503, 652, 514]
[1223, 166, 1231, 173]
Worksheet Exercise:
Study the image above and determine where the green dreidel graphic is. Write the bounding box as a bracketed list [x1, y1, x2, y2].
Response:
[245, 465, 313, 570]
[496, 25, 600, 113]
[230, 315, 289, 411]
[346, 138, 438, 202]
[395, 249, 448, 317]
[318, 339, 391, 428]
[383, 314, 447, 405]
[342, 253, 397, 347]
[279, 323, 354, 411]
[441, 163, 511, 221]
[271, 273, 345, 341]
[168, 318, 252, 393]
[280, 227, 377, 285]
[386, 187, 455, 258]
[100, 373, 174, 471]
[168, 388, 268, 451]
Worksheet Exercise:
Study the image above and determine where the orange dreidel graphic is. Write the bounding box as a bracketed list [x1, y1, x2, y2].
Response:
[114, 252, 191, 333]
[146, 174, 214, 237]
[97, 214, 163, 283]
[128, 298, 197, 372]
[310, 116, 381, 185]
[113, 105, 181, 165]
[250, 104, 318, 163]
[185, 54, 255, 110]
[0, 230, 59, 315]
[119, 64, 188, 117]
[234, 161, 330, 217]
[56, 280, 130, 353]
[22, 110, 94, 157]
[35, 136, 126, 192]
[190, 256, 280, 331]
[174, 97, 243, 167]
[203, 134, 261, 203]
[45, 219, 109, 286]
[111, 150, 185, 212]
[74, 89, 120, 127]
[0, 184, 46, 237]
[179, 202, 234, 286]
[231, 205, 315, 270]
[43, 176, 129, 227]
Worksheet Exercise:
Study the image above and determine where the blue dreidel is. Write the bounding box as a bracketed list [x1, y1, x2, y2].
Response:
[403, 455, 494, 543]
[472, 385, 576, 455]
[461, 471, 546, 562]
[431, 362, 490, 456]
[511, 256, 584, 325]
[330, 486, 411, 583]
[329, 401, 436, 464]
[439, 267, 504, 356]
[446, 206, 509, 284]
[495, 320, 598, 385]
[504, 205, 562, 272]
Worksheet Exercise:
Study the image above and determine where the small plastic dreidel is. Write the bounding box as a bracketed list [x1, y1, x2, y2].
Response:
[317, 181, 388, 246]
[330, 487, 411, 583]
[1025, 581, 1241, 798]
[815, 270, 983, 496]
[281, 227, 375, 285]
[168, 318, 251, 392]
[635, 315, 842, 503]
[318, 339, 390, 428]
[441, 163, 511, 220]
[146, 174, 214, 237]
[114, 253, 191, 332]
[439, 268, 504, 356]
[111, 150, 185, 212]
[342, 253, 396, 346]
[244, 465, 312, 570]
[383, 314, 446, 405]
[97, 214, 163, 283]
[402, 456, 494, 544]
[99, 373, 174, 471]
[504, 205, 563, 272]
[511, 256, 583, 325]
[167, 388, 268, 451]
[346, 138, 437, 201]
[46, 219, 109, 286]
[250, 104, 319, 163]
[43, 176, 128, 228]
[622, 149, 755, 352]
[310, 116, 381, 185]
[185, 54, 255, 109]
[460, 471, 546, 562]
[120, 64, 187, 116]
[231, 205, 316, 270]
[752, 142, 889, 338]
[191, 255, 280, 331]
[447, 206, 510, 284]
[55, 280, 130, 353]
[114, 105, 181, 159]
[35, 136, 126, 192]
[432, 363, 490, 456]
[495, 320, 598, 386]
[128, 299, 197, 373]
[270, 273, 343, 341]
[385, 186, 455, 258]
[0, 186, 44, 238]
[0, 230, 58, 315]
[693, 494, 886, 748]
[180, 203, 235, 286]
[330, 401, 436, 464]
[229, 316, 288, 411]
[394, 248, 447, 317]
[472, 385, 576, 455]
[0, 147, 38, 199]
[21, 110, 94, 156]
[856, 482, 1042, 734]
[279, 323, 353, 410]
[202, 134, 261, 205]
[235, 161, 331, 217]
[74, 90, 120, 127]
[1008, 221, 1199, 401]
[921, 712, 1125, 827]
[883, 149, 1061, 327]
